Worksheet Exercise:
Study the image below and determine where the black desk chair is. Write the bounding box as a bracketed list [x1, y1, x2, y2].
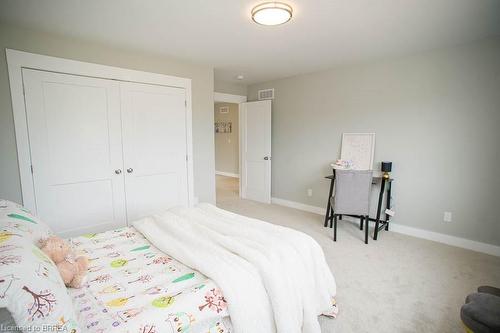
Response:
[328, 170, 373, 244]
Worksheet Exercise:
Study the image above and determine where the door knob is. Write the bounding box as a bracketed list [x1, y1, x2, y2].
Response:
[127, 168, 134, 173]
[114, 169, 122, 174]
[264, 156, 269, 160]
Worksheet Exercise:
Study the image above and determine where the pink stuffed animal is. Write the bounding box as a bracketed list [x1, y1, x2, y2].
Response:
[40, 236, 88, 288]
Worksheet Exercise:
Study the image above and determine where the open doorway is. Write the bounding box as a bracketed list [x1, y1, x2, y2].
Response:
[214, 101, 240, 202]
[213, 92, 246, 204]
[213, 93, 272, 205]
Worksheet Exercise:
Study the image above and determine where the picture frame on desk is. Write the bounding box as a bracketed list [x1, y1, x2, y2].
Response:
[340, 133, 376, 170]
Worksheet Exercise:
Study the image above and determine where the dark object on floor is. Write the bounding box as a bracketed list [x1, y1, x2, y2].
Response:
[478, 286, 500, 297]
[461, 286, 500, 333]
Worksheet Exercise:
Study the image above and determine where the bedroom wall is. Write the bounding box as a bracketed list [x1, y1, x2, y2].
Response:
[0, 23, 216, 204]
[214, 103, 239, 175]
[214, 80, 247, 96]
[248, 37, 500, 246]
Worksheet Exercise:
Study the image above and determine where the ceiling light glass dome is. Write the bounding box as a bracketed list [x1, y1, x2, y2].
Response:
[252, 2, 293, 26]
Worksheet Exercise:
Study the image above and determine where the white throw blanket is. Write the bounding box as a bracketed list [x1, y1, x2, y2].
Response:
[133, 203, 336, 333]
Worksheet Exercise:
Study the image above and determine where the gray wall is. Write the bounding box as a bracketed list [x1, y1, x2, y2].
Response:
[248, 38, 500, 246]
[0, 23, 216, 204]
[214, 103, 239, 175]
[214, 80, 247, 96]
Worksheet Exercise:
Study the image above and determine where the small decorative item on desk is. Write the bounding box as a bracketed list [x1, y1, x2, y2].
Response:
[381, 161, 392, 179]
[331, 159, 354, 170]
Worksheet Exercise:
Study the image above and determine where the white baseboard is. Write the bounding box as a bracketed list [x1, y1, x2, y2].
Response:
[388, 223, 500, 257]
[271, 197, 325, 215]
[60, 222, 124, 238]
[215, 171, 239, 178]
[271, 196, 500, 257]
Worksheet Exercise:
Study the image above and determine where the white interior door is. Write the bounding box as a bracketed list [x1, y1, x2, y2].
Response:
[120, 82, 189, 221]
[22, 69, 126, 235]
[241, 100, 272, 203]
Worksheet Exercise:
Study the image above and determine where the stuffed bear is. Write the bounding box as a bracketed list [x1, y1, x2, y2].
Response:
[57, 255, 89, 288]
[40, 236, 89, 288]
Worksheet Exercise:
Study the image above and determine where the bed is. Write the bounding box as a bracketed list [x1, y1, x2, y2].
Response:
[0, 199, 336, 333]
[68, 227, 232, 333]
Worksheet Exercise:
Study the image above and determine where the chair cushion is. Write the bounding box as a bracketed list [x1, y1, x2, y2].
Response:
[461, 292, 500, 333]
[333, 170, 372, 215]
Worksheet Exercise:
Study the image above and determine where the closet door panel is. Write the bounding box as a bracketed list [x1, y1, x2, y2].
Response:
[23, 69, 126, 235]
[120, 82, 188, 221]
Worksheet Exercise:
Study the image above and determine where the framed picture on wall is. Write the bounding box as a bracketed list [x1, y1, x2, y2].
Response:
[215, 121, 232, 133]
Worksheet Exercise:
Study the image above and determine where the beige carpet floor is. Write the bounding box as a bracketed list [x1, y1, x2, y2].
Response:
[215, 175, 500, 332]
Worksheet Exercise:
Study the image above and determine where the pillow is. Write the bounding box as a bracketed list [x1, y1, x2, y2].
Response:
[0, 200, 53, 245]
[0, 199, 81, 332]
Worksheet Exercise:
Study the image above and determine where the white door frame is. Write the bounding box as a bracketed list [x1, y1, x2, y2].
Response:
[6, 49, 194, 213]
[213, 92, 247, 196]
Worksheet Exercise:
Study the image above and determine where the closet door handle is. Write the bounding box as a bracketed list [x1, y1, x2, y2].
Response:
[114, 169, 122, 175]
[127, 168, 134, 173]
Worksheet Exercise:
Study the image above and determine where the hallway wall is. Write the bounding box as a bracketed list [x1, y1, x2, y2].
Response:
[214, 102, 239, 176]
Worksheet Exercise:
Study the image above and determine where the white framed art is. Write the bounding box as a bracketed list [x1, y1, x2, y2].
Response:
[340, 133, 376, 170]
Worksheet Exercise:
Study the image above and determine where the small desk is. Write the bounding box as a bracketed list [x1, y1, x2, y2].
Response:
[323, 172, 393, 240]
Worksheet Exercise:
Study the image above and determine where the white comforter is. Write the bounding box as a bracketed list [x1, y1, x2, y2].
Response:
[133, 203, 336, 333]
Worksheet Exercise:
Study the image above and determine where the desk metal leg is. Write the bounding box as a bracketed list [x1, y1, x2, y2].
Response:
[364, 215, 369, 244]
[385, 181, 392, 231]
[333, 215, 338, 241]
[374, 178, 386, 240]
[324, 178, 335, 227]
[329, 205, 334, 228]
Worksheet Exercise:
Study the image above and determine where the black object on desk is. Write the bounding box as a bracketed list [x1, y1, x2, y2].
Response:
[324, 170, 393, 241]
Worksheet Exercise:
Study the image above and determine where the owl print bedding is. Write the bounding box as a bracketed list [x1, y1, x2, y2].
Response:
[68, 227, 232, 333]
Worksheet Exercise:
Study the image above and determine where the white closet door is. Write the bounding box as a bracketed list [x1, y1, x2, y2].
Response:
[22, 69, 126, 235]
[120, 82, 189, 221]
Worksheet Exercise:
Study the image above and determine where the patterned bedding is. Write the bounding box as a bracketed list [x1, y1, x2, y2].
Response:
[68, 227, 232, 333]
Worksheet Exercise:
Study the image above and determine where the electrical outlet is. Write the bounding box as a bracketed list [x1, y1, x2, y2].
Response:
[307, 189, 313, 197]
[443, 211, 452, 222]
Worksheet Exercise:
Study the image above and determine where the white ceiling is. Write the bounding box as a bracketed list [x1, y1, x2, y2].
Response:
[1, 0, 499, 85]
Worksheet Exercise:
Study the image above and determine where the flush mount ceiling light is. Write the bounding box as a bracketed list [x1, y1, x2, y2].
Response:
[252, 2, 293, 26]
